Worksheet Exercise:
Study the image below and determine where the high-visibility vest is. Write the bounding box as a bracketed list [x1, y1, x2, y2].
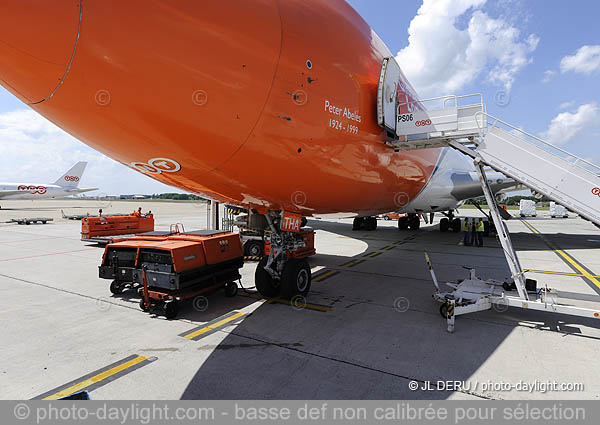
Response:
[476, 221, 485, 232]
[462, 220, 469, 231]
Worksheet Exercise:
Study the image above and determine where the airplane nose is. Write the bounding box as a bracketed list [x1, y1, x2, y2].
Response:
[0, 0, 82, 103]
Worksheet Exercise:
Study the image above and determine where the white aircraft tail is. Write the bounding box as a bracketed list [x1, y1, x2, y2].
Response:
[54, 161, 87, 188]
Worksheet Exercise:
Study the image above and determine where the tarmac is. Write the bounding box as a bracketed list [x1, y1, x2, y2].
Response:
[1, 199, 600, 400]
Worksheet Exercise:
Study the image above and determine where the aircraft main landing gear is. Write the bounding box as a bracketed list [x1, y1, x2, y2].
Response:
[440, 211, 461, 233]
[398, 213, 420, 230]
[352, 216, 377, 231]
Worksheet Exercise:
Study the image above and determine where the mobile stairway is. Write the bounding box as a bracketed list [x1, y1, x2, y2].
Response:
[378, 57, 600, 331]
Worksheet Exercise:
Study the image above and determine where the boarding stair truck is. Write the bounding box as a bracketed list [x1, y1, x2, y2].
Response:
[376, 56, 600, 331]
[549, 201, 569, 218]
[519, 199, 537, 217]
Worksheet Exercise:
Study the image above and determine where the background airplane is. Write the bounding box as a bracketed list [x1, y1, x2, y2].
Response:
[356, 148, 520, 232]
[0, 161, 97, 207]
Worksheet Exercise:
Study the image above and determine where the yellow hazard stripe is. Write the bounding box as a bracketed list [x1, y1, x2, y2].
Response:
[183, 312, 246, 340]
[42, 356, 147, 400]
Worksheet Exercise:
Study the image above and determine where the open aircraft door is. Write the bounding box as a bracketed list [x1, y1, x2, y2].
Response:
[377, 57, 402, 136]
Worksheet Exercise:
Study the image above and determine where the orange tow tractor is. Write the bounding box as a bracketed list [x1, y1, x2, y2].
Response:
[99, 230, 243, 319]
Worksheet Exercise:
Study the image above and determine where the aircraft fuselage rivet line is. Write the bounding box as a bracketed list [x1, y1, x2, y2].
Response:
[521, 219, 600, 293]
[33, 355, 155, 400]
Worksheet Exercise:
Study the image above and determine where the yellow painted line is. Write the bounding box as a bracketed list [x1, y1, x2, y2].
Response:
[521, 220, 600, 290]
[552, 249, 600, 290]
[343, 259, 365, 268]
[42, 356, 147, 400]
[364, 251, 382, 258]
[526, 269, 585, 277]
[525, 269, 600, 278]
[381, 245, 396, 251]
[241, 293, 333, 312]
[313, 270, 338, 282]
[183, 312, 246, 340]
[269, 298, 333, 312]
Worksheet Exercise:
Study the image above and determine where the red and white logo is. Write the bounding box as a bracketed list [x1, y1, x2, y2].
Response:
[129, 158, 181, 175]
[64, 175, 80, 182]
[281, 211, 302, 233]
[415, 119, 432, 127]
[18, 185, 47, 194]
[592, 187, 600, 197]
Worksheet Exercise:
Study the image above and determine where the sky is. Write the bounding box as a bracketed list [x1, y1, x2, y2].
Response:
[1, 0, 599, 195]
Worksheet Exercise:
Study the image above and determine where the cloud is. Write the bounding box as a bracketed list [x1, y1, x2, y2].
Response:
[395, 0, 539, 97]
[0, 108, 183, 195]
[560, 45, 600, 75]
[541, 103, 598, 145]
[542, 70, 556, 83]
[558, 100, 575, 110]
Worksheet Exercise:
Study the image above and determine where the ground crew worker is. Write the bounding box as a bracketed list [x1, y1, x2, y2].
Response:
[462, 218, 471, 246]
[133, 207, 142, 217]
[475, 218, 485, 247]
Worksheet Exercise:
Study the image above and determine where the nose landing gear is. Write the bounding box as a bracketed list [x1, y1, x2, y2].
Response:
[253, 211, 315, 299]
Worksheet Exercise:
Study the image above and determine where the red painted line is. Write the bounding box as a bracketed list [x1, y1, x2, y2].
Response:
[0, 248, 97, 262]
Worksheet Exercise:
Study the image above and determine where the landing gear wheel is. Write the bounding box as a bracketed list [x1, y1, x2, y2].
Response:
[440, 218, 449, 232]
[383, 215, 390, 221]
[364, 216, 377, 231]
[255, 257, 281, 298]
[163, 301, 179, 320]
[280, 258, 312, 299]
[244, 240, 264, 258]
[352, 217, 364, 231]
[439, 303, 449, 319]
[224, 281, 238, 297]
[398, 217, 409, 230]
[139, 298, 149, 312]
[409, 216, 420, 230]
[109, 280, 123, 295]
[451, 218, 461, 233]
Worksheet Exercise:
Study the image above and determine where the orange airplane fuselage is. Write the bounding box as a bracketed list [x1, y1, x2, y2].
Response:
[0, 0, 442, 216]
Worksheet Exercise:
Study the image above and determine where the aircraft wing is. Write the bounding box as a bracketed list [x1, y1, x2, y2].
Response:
[0, 190, 25, 198]
[65, 187, 99, 194]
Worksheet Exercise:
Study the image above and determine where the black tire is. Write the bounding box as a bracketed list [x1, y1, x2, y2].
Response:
[352, 217, 364, 231]
[109, 280, 123, 295]
[164, 301, 179, 320]
[244, 240, 264, 258]
[365, 216, 377, 231]
[301, 217, 308, 228]
[224, 281, 238, 297]
[42, 221, 47, 224]
[440, 218, 449, 232]
[439, 303, 449, 319]
[255, 257, 280, 298]
[398, 217, 409, 230]
[280, 258, 312, 299]
[139, 298, 149, 312]
[451, 218, 461, 233]
[409, 217, 420, 230]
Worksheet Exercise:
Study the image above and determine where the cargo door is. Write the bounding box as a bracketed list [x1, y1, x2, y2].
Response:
[377, 57, 402, 135]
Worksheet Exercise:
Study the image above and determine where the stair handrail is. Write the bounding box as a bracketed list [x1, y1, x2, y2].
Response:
[398, 93, 484, 112]
[474, 111, 600, 175]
